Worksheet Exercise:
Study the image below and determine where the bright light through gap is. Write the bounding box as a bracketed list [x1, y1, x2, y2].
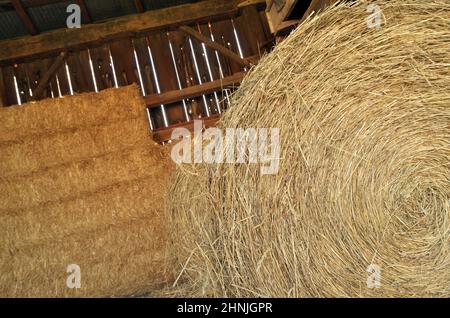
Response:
[109, 48, 119, 88]
[147, 46, 169, 127]
[88, 49, 99, 93]
[65, 62, 74, 95]
[201, 41, 221, 114]
[188, 37, 210, 117]
[133, 48, 146, 96]
[169, 39, 189, 122]
[13, 75, 21, 105]
[231, 19, 246, 72]
[208, 23, 230, 106]
[55, 75, 62, 97]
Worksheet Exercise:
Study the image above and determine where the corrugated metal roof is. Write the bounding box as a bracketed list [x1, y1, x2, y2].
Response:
[27, 1, 72, 33]
[0, 0, 200, 41]
[0, 10, 28, 40]
[87, 0, 136, 22]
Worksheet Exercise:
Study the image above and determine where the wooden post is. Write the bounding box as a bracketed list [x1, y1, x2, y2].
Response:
[134, 0, 144, 13]
[240, 4, 268, 55]
[75, 0, 92, 23]
[33, 51, 67, 100]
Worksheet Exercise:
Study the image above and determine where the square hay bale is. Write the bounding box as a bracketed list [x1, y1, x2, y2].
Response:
[0, 85, 175, 297]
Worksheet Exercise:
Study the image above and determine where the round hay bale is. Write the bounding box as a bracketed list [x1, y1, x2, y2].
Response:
[168, 0, 450, 297]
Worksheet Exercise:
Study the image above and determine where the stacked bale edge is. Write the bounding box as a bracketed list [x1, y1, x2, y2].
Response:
[0, 84, 175, 297]
[168, 0, 450, 297]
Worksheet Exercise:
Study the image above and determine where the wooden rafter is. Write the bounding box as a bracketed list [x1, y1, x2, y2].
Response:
[0, 0, 266, 66]
[11, 0, 38, 35]
[32, 51, 67, 100]
[75, 0, 91, 23]
[179, 26, 250, 68]
[134, 0, 144, 13]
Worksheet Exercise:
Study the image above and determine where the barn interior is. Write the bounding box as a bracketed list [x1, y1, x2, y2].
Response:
[0, 0, 327, 142]
[0, 0, 448, 298]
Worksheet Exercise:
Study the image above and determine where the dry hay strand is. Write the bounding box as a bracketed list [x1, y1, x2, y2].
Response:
[168, 0, 450, 297]
[0, 158, 173, 254]
[0, 145, 160, 211]
[0, 117, 150, 177]
[1, 220, 171, 297]
[1, 85, 175, 297]
[0, 84, 143, 143]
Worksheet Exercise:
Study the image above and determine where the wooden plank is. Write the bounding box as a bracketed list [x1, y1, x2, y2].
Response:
[164, 102, 188, 125]
[147, 33, 178, 93]
[147, 32, 181, 125]
[24, 57, 53, 99]
[14, 63, 32, 103]
[145, 72, 245, 108]
[133, 37, 154, 94]
[55, 57, 71, 96]
[238, 5, 268, 56]
[109, 38, 137, 86]
[66, 50, 91, 93]
[167, 31, 190, 89]
[88, 45, 114, 91]
[33, 51, 67, 100]
[75, 0, 92, 24]
[238, 0, 267, 8]
[0, 0, 257, 65]
[198, 24, 221, 81]
[212, 19, 244, 75]
[180, 32, 199, 88]
[180, 26, 250, 68]
[11, 0, 39, 35]
[134, 0, 144, 13]
[152, 114, 221, 143]
[265, 0, 297, 34]
[1, 66, 19, 106]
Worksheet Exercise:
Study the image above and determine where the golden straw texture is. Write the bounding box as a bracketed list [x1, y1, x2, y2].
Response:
[168, 0, 450, 297]
[0, 85, 174, 297]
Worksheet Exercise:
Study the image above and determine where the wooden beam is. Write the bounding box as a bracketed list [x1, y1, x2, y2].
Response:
[152, 114, 221, 143]
[0, 0, 260, 66]
[32, 51, 67, 100]
[75, 0, 91, 23]
[145, 72, 245, 108]
[16, 0, 65, 8]
[134, 0, 144, 13]
[238, 0, 266, 9]
[240, 4, 268, 55]
[11, 0, 38, 35]
[179, 26, 250, 68]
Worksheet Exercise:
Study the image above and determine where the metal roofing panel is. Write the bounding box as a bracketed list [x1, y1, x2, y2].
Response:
[0, 10, 28, 40]
[85, 0, 136, 22]
[0, 0, 200, 41]
[27, 1, 72, 33]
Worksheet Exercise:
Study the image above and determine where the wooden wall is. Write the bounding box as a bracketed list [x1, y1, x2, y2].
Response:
[0, 6, 271, 133]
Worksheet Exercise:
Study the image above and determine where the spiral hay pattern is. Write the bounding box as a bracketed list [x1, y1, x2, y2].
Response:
[168, 0, 450, 297]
